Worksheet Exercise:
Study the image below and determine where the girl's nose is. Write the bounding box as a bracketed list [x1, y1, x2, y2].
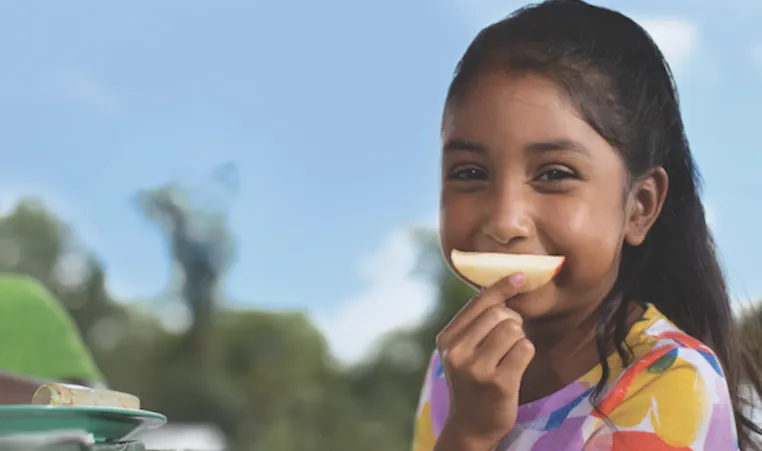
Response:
[481, 184, 534, 247]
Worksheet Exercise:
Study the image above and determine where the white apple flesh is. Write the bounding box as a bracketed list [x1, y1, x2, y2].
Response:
[451, 250, 565, 293]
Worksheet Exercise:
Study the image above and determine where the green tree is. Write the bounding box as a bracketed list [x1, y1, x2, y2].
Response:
[0, 199, 131, 368]
[0, 195, 466, 451]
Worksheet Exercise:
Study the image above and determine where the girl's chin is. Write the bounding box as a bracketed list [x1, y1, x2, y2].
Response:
[503, 287, 560, 319]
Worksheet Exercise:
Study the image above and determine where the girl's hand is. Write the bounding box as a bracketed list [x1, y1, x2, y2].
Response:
[434, 273, 535, 451]
[0, 372, 46, 405]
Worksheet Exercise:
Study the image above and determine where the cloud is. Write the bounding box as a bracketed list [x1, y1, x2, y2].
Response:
[732, 297, 758, 317]
[56, 68, 120, 114]
[312, 222, 438, 364]
[636, 19, 698, 71]
[705, 202, 717, 228]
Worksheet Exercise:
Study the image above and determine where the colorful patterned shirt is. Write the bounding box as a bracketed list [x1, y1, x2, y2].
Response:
[412, 304, 738, 450]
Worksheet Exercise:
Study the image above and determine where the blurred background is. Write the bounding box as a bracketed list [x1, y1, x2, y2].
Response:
[0, 0, 761, 450]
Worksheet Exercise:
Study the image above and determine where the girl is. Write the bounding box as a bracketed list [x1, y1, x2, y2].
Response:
[412, 1, 762, 450]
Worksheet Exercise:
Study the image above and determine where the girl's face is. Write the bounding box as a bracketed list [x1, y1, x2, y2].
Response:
[440, 73, 643, 319]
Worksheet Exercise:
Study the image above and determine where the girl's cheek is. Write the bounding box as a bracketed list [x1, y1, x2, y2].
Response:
[544, 203, 624, 280]
[440, 198, 482, 236]
[545, 193, 623, 242]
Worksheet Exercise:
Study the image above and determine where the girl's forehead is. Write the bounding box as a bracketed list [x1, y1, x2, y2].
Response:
[442, 73, 591, 146]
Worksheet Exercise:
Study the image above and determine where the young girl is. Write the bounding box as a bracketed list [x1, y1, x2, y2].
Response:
[412, 1, 762, 450]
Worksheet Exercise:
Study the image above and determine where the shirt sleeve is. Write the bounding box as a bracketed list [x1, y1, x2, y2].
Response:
[583, 344, 738, 450]
[412, 351, 440, 451]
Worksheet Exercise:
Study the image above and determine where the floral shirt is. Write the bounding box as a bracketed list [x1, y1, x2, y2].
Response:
[412, 304, 738, 450]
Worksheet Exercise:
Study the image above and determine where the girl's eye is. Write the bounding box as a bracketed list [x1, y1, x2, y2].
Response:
[448, 167, 488, 181]
[536, 168, 577, 182]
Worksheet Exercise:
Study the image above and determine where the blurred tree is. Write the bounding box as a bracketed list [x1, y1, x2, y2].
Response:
[214, 310, 339, 449]
[739, 304, 762, 373]
[0, 199, 129, 357]
[0, 195, 476, 451]
[408, 228, 474, 350]
[136, 163, 237, 359]
[0, 199, 65, 282]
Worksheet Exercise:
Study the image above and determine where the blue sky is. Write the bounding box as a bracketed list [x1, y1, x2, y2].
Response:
[1, 0, 761, 361]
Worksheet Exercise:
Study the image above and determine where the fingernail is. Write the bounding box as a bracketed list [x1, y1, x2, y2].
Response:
[510, 272, 526, 286]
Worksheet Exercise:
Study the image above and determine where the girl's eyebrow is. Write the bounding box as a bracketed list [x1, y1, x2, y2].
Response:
[443, 139, 486, 154]
[443, 138, 590, 157]
[526, 139, 591, 158]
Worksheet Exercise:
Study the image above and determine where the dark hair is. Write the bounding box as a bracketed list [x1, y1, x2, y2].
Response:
[444, 0, 762, 448]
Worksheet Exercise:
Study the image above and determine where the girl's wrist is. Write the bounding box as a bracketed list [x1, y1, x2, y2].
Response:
[435, 421, 502, 451]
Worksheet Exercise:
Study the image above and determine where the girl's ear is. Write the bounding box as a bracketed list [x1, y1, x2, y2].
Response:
[624, 167, 669, 246]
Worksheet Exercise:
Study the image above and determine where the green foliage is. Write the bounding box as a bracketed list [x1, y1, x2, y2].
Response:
[0, 196, 476, 450]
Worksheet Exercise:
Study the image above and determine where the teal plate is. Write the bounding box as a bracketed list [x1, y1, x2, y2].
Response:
[0, 405, 167, 442]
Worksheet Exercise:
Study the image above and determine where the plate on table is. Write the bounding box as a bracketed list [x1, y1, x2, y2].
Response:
[0, 405, 166, 442]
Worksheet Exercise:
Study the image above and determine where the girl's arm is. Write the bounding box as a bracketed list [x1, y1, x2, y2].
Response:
[433, 426, 500, 451]
[412, 352, 498, 451]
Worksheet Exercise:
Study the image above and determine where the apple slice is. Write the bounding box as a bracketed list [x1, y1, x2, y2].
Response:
[451, 250, 565, 292]
[32, 383, 141, 410]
